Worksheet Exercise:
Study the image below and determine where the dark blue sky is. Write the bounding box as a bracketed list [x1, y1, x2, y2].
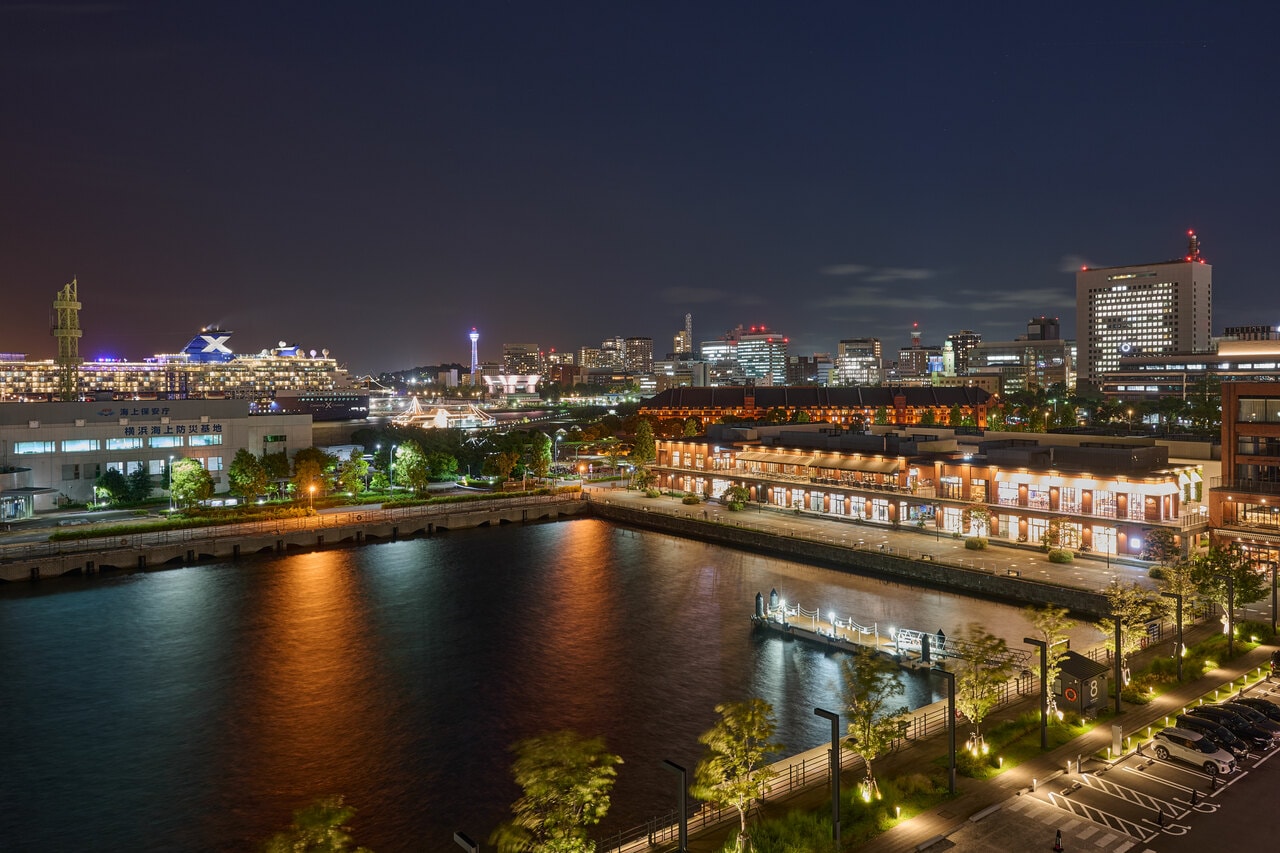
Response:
[3, 2, 1277, 375]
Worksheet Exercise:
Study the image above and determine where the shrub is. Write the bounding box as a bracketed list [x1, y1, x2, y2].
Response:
[681, 494, 701, 505]
[964, 537, 988, 550]
[1148, 566, 1167, 580]
[1047, 549, 1074, 563]
[644, 489, 662, 498]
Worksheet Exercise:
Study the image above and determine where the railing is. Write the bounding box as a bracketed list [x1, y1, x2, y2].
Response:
[1211, 477, 1280, 496]
[0, 492, 582, 563]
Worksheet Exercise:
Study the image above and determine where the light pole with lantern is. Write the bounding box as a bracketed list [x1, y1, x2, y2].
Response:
[168, 455, 175, 512]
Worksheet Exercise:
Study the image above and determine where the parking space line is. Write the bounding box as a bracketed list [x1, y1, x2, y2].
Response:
[1046, 791, 1156, 842]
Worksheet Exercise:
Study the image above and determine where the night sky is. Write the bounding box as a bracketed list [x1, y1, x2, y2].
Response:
[4, 2, 1278, 376]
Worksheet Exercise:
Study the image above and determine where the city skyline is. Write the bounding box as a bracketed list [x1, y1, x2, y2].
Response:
[4, 3, 1279, 374]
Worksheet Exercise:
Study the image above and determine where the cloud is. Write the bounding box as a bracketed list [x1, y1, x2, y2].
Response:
[958, 287, 1076, 310]
[819, 263, 938, 283]
[819, 264, 870, 276]
[1058, 254, 1098, 273]
[810, 286, 951, 311]
[863, 267, 937, 283]
[660, 286, 729, 304]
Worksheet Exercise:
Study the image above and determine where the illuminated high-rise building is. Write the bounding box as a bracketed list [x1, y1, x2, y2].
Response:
[623, 337, 653, 374]
[1076, 232, 1212, 388]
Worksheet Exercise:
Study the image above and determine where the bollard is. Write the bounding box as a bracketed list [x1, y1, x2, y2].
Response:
[1156, 808, 1164, 827]
[1191, 789, 1199, 805]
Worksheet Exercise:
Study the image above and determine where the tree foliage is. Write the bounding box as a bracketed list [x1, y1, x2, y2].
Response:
[1191, 544, 1267, 612]
[1095, 581, 1160, 666]
[392, 440, 432, 494]
[263, 795, 372, 853]
[490, 731, 622, 853]
[953, 624, 1014, 743]
[630, 420, 656, 466]
[1142, 528, 1181, 566]
[228, 448, 270, 501]
[95, 468, 131, 505]
[128, 464, 155, 502]
[691, 699, 782, 853]
[334, 448, 369, 495]
[170, 457, 213, 509]
[840, 649, 907, 791]
[722, 485, 750, 511]
[1024, 604, 1075, 699]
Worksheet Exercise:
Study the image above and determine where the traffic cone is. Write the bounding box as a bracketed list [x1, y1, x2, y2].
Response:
[1053, 829, 1064, 851]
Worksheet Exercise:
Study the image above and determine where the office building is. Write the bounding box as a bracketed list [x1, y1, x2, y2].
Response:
[623, 337, 654, 374]
[835, 338, 883, 386]
[1076, 232, 1213, 388]
[501, 343, 541, 375]
[1210, 382, 1280, 570]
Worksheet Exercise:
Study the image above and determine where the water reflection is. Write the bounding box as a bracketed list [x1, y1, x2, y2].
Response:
[0, 518, 1095, 851]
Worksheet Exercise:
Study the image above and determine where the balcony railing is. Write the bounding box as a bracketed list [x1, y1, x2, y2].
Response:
[1211, 477, 1280, 497]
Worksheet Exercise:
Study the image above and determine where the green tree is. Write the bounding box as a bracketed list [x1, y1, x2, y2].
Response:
[263, 795, 373, 853]
[1024, 604, 1075, 707]
[95, 468, 131, 505]
[953, 624, 1014, 749]
[788, 409, 811, 424]
[1191, 544, 1267, 620]
[486, 450, 521, 481]
[426, 450, 459, 481]
[1040, 517, 1073, 551]
[228, 448, 270, 501]
[630, 420, 656, 467]
[961, 502, 991, 537]
[948, 404, 963, 427]
[722, 484, 750, 511]
[292, 448, 332, 502]
[1142, 528, 1181, 566]
[334, 448, 370, 495]
[490, 731, 622, 853]
[1158, 558, 1200, 651]
[262, 451, 291, 494]
[1095, 581, 1160, 675]
[691, 699, 782, 853]
[127, 464, 155, 503]
[170, 458, 213, 509]
[393, 439, 432, 494]
[873, 406, 889, 425]
[528, 432, 552, 480]
[683, 417, 702, 437]
[841, 648, 907, 796]
[918, 409, 937, 426]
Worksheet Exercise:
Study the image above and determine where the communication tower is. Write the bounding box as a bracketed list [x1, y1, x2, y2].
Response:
[52, 277, 83, 401]
[469, 327, 480, 376]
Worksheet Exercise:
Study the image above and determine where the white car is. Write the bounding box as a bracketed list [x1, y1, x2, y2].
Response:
[1150, 727, 1236, 775]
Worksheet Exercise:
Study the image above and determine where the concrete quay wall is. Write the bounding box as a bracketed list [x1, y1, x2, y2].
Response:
[587, 500, 1112, 616]
[0, 496, 590, 583]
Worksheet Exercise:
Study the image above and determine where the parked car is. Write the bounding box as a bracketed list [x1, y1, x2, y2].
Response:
[1175, 713, 1250, 756]
[1231, 695, 1280, 723]
[1271, 650, 1280, 676]
[1150, 727, 1237, 775]
[1186, 705, 1276, 749]
[1220, 702, 1280, 735]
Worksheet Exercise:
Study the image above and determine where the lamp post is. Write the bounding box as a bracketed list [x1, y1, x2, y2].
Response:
[1113, 616, 1123, 714]
[814, 707, 841, 846]
[933, 666, 957, 794]
[1161, 591, 1183, 682]
[1024, 637, 1068, 750]
[389, 443, 398, 496]
[168, 455, 175, 512]
[309, 483, 316, 511]
[662, 760, 688, 853]
[1227, 573, 1235, 658]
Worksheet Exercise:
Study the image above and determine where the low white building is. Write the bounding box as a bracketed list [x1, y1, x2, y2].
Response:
[0, 399, 311, 516]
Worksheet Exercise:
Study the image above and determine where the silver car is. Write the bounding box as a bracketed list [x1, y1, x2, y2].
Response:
[1151, 727, 1236, 775]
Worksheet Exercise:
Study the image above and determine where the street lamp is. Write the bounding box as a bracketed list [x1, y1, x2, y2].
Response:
[1161, 591, 1183, 682]
[814, 707, 841, 845]
[933, 666, 957, 795]
[1024, 637, 1068, 750]
[662, 760, 688, 853]
[389, 443, 398, 496]
[309, 483, 316, 511]
[168, 455, 174, 512]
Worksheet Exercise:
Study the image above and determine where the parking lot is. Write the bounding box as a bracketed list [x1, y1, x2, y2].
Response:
[928, 681, 1280, 852]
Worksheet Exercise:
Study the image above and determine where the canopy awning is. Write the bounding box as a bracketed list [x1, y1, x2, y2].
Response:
[737, 450, 810, 466]
[809, 455, 901, 474]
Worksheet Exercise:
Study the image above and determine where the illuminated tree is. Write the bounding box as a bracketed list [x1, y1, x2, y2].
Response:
[1095, 581, 1160, 667]
[334, 448, 369, 495]
[528, 432, 552, 479]
[953, 624, 1014, 749]
[1142, 528, 1181, 567]
[263, 795, 372, 853]
[841, 648, 907, 796]
[630, 420, 656, 466]
[127, 463, 155, 502]
[722, 485, 750, 511]
[490, 731, 622, 853]
[1024, 604, 1075, 702]
[95, 468, 130, 505]
[1191, 544, 1267, 616]
[393, 440, 431, 494]
[228, 448, 269, 501]
[170, 457, 213, 509]
[692, 699, 782, 853]
[683, 416, 702, 437]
